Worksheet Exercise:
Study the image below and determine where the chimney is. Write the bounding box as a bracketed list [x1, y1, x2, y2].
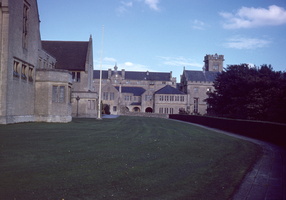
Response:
[108, 68, 111, 79]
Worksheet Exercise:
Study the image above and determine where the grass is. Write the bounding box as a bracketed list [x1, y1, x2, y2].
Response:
[0, 116, 261, 200]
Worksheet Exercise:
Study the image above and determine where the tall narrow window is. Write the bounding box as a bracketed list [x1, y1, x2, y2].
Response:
[164, 108, 168, 114]
[21, 64, 27, 80]
[194, 98, 199, 113]
[68, 86, 72, 103]
[72, 72, 76, 81]
[59, 86, 65, 103]
[23, 3, 29, 49]
[13, 61, 20, 77]
[76, 72, 81, 82]
[110, 92, 114, 100]
[28, 67, 33, 82]
[52, 86, 58, 102]
[175, 96, 179, 101]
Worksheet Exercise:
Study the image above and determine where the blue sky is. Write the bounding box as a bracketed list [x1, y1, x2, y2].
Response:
[38, 0, 286, 80]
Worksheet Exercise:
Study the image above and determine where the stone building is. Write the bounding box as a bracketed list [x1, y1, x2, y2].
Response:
[0, 0, 223, 124]
[0, 0, 71, 123]
[93, 65, 185, 115]
[0, 0, 97, 124]
[154, 85, 187, 114]
[42, 38, 97, 118]
[93, 53, 224, 116]
[180, 54, 224, 115]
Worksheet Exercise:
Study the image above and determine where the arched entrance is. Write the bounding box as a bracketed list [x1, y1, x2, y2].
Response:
[145, 107, 153, 113]
[133, 107, 140, 112]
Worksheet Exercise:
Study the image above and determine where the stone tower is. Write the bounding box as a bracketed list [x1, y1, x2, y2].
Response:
[204, 54, 224, 72]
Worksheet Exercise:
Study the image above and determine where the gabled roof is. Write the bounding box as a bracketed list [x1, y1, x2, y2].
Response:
[42, 41, 89, 71]
[115, 86, 146, 96]
[184, 70, 219, 82]
[93, 70, 171, 81]
[155, 85, 186, 95]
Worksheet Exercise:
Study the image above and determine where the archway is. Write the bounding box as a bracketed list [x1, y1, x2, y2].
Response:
[133, 107, 140, 112]
[145, 107, 153, 113]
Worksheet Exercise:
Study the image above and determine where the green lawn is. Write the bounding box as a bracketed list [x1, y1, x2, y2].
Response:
[0, 116, 261, 200]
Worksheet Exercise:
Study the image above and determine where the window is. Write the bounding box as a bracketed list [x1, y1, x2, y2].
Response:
[13, 61, 20, 77]
[23, 3, 29, 49]
[194, 98, 199, 113]
[159, 108, 163, 114]
[164, 108, 168, 114]
[68, 86, 72, 103]
[21, 64, 27, 80]
[88, 100, 96, 110]
[175, 96, 179, 101]
[145, 95, 152, 101]
[113, 106, 117, 112]
[59, 86, 65, 103]
[159, 95, 163, 101]
[170, 108, 174, 114]
[110, 92, 114, 100]
[72, 72, 81, 82]
[213, 65, 219, 71]
[180, 96, 184, 102]
[52, 86, 65, 103]
[52, 86, 58, 102]
[194, 87, 199, 93]
[170, 96, 174, 101]
[28, 67, 33, 82]
[72, 72, 76, 81]
[103, 92, 108, 100]
[124, 95, 131, 101]
[76, 72, 81, 82]
[165, 96, 169, 101]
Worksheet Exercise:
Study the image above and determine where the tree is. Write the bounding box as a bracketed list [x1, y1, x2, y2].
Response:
[205, 64, 286, 123]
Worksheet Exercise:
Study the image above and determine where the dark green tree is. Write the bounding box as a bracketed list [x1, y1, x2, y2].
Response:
[205, 64, 286, 123]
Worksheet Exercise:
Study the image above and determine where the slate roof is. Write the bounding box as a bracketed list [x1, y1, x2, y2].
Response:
[155, 85, 186, 95]
[184, 70, 219, 82]
[93, 70, 171, 81]
[42, 41, 89, 71]
[114, 86, 146, 96]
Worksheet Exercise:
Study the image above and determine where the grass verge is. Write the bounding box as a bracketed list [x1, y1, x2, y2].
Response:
[0, 116, 261, 199]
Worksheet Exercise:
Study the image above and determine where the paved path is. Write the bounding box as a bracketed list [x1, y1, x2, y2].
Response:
[171, 120, 286, 200]
[232, 138, 286, 200]
[102, 114, 119, 119]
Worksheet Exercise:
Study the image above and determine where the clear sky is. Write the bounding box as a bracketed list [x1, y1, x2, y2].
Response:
[38, 0, 286, 80]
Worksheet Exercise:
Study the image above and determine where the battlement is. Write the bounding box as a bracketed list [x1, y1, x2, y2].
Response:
[204, 54, 224, 61]
[204, 53, 224, 72]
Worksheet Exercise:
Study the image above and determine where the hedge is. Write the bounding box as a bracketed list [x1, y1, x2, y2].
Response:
[169, 114, 286, 148]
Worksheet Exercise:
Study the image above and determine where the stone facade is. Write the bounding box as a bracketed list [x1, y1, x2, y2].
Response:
[93, 66, 188, 115]
[0, 0, 48, 124]
[42, 39, 98, 118]
[0, 0, 223, 123]
[180, 54, 224, 115]
[0, 0, 95, 124]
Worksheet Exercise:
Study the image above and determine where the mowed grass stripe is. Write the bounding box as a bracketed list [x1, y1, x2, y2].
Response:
[0, 116, 261, 200]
